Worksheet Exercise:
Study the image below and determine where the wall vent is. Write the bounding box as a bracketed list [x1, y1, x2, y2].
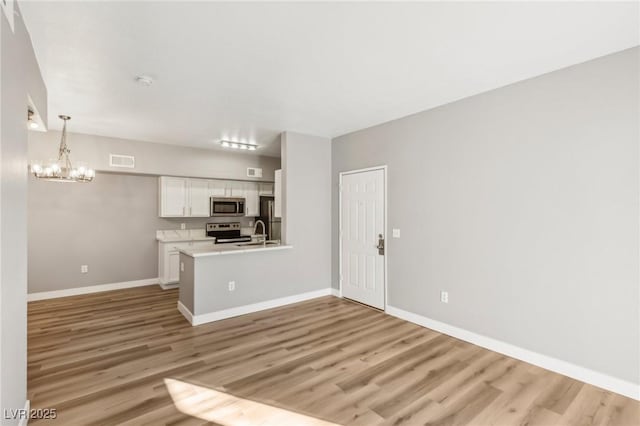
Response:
[247, 167, 263, 178]
[109, 154, 135, 169]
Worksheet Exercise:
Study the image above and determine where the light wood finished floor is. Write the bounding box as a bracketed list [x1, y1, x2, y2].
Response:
[28, 286, 639, 425]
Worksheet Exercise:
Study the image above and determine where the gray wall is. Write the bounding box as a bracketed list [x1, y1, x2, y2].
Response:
[1, 0, 47, 421]
[29, 130, 281, 181]
[27, 172, 259, 293]
[332, 47, 639, 385]
[181, 131, 332, 314]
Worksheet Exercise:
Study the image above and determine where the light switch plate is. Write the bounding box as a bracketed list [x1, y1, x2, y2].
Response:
[392, 229, 401, 238]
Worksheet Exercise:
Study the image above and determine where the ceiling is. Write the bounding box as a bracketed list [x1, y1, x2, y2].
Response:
[20, 1, 639, 158]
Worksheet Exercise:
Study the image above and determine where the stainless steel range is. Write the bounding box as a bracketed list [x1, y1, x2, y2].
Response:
[206, 222, 252, 244]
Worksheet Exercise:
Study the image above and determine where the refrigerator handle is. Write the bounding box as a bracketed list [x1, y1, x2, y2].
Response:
[268, 200, 274, 219]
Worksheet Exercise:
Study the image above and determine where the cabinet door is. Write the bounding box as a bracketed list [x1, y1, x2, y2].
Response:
[259, 183, 274, 195]
[159, 245, 167, 283]
[274, 169, 282, 218]
[209, 180, 227, 197]
[160, 177, 187, 217]
[168, 251, 180, 283]
[188, 179, 211, 217]
[244, 183, 259, 217]
[229, 181, 245, 197]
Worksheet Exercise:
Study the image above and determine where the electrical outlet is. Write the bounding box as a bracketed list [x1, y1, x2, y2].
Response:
[392, 229, 401, 238]
[180, 262, 184, 272]
[440, 291, 449, 303]
[81, 265, 88, 274]
[180, 223, 186, 230]
[228, 281, 236, 292]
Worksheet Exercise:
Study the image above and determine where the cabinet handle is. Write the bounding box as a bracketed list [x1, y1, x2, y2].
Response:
[188, 207, 192, 216]
[182, 207, 185, 216]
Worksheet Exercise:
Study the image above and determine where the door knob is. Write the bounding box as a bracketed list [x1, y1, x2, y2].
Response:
[376, 234, 385, 255]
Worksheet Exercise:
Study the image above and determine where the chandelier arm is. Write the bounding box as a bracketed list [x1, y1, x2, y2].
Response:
[66, 152, 73, 171]
[58, 119, 68, 161]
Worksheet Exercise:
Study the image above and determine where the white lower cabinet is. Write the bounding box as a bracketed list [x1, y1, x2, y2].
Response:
[158, 240, 216, 286]
[167, 251, 180, 283]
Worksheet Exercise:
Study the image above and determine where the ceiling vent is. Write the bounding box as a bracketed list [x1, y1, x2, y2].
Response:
[109, 154, 135, 169]
[247, 167, 262, 178]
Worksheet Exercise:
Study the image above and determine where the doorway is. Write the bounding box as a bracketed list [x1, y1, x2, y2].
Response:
[339, 166, 387, 310]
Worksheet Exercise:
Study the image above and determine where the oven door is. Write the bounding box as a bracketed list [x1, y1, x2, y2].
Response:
[210, 198, 245, 216]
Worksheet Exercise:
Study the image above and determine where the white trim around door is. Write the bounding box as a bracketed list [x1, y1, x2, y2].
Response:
[339, 165, 388, 311]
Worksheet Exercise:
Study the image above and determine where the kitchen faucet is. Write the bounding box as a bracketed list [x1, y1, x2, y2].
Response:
[253, 220, 267, 242]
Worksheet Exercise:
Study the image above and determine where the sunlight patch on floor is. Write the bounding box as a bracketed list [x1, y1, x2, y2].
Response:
[164, 378, 340, 426]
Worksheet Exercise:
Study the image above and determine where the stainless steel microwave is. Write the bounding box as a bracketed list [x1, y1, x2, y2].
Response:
[210, 197, 246, 217]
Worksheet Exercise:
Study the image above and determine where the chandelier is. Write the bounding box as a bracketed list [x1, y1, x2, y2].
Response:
[30, 115, 95, 182]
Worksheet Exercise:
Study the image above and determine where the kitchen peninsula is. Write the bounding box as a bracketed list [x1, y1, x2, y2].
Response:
[177, 242, 295, 325]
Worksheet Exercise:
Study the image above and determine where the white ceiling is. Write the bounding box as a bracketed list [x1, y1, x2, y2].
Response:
[20, 1, 639, 158]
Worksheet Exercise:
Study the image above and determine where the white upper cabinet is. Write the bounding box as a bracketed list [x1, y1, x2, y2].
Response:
[244, 182, 259, 217]
[229, 181, 245, 197]
[209, 180, 244, 198]
[159, 177, 188, 217]
[188, 179, 211, 217]
[209, 180, 227, 197]
[258, 183, 274, 195]
[159, 176, 273, 218]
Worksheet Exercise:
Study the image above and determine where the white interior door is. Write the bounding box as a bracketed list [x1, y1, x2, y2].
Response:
[340, 168, 385, 309]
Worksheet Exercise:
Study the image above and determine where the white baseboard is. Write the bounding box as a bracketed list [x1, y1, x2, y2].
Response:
[18, 399, 30, 426]
[178, 288, 333, 326]
[159, 282, 179, 290]
[330, 288, 340, 297]
[386, 305, 640, 401]
[177, 300, 194, 324]
[27, 278, 159, 301]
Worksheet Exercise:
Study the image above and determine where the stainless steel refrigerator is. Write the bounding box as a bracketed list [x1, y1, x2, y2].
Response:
[258, 196, 281, 241]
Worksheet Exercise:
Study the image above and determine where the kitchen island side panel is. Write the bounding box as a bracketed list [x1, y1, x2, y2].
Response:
[191, 248, 305, 315]
[179, 254, 195, 313]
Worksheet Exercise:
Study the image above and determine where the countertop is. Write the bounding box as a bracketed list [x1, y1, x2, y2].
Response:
[156, 229, 216, 243]
[179, 243, 293, 258]
[159, 236, 217, 243]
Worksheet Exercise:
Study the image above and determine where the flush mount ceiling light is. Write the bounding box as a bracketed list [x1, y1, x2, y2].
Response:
[27, 109, 39, 129]
[134, 75, 154, 86]
[30, 115, 95, 183]
[220, 140, 257, 151]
